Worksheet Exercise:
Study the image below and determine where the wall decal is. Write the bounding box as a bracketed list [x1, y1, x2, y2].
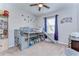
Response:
[28, 16, 29, 18]
[21, 15, 34, 23]
[21, 14, 24, 16]
[24, 18, 26, 21]
[30, 19, 32, 21]
[61, 17, 72, 24]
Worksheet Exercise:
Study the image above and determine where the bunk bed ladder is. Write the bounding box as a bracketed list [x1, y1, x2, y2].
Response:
[43, 31, 57, 43]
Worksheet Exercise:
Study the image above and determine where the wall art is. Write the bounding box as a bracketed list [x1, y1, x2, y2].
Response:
[61, 17, 72, 24]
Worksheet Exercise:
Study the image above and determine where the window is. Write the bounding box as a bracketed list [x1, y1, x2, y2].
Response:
[47, 16, 55, 34]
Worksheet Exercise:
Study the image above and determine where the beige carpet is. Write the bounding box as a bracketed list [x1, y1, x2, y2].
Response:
[0, 41, 67, 56]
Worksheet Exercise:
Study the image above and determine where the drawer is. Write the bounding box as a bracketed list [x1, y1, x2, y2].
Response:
[71, 40, 79, 51]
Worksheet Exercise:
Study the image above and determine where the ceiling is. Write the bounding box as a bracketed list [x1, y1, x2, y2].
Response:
[0, 3, 72, 16]
[19, 3, 68, 16]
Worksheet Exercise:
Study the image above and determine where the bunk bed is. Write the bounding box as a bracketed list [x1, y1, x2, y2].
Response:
[14, 27, 45, 50]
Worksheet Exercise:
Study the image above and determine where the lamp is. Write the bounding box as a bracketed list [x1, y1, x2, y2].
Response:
[38, 4, 43, 7]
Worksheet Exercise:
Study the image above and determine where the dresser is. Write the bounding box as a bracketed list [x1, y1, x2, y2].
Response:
[71, 40, 79, 51]
[69, 32, 79, 52]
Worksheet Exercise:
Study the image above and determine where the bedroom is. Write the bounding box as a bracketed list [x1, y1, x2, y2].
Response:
[0, 3, 79, 56]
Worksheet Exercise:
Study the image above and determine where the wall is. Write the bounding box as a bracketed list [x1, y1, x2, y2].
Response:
[0, 4, 36, 47]
[36, 4, 78, 45]
[0, 3, 78, 47]
[77, 4, 79, 32]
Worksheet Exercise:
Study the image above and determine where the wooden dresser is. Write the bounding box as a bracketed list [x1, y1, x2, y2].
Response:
[71, 40, 79, 51]
[69, 35, 79, 52]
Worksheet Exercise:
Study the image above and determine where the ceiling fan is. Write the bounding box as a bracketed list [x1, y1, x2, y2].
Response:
[30, 3, 50, 11]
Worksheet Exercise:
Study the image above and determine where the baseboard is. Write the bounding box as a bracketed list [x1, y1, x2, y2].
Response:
[57, 41, 68, 45]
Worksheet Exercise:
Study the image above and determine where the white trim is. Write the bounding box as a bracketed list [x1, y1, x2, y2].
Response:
[57, 41, 68, 45]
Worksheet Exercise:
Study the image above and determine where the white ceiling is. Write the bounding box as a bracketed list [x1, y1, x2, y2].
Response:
[0, 3, 72, 16]
[18, 3, 68, 16]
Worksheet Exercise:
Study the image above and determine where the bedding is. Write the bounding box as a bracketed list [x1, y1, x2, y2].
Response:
[65, 48, 79, 56]
[70, 32, 79, 38]
[69, 32, 79, 41]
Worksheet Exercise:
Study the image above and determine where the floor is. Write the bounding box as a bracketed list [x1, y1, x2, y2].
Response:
[0, 41, 67, 56]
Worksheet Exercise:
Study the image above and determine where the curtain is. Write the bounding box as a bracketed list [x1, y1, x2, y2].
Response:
[44, 17, 47, 38]
[44, 17, 47, 32]
[54, 15, 58, 41]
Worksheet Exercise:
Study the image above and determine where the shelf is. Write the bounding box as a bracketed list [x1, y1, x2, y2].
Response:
[0, 14, 8, 52]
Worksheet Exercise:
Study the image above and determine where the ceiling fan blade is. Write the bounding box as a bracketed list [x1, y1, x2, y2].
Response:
[38, 7, 41, 11]
[43, 5, 50, 9]
[30, 4, 38, 6]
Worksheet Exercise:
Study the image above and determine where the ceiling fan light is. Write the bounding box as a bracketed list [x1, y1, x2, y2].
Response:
[38, 4, 43, 7]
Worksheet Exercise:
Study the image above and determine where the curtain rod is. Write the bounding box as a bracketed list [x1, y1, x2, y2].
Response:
[44, 14, 58, 19]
